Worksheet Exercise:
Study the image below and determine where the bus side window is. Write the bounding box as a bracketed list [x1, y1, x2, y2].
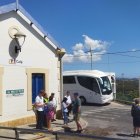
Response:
[77, 76, 93, 91]
[92, 78, 100, 93]
[77, 76, 100, 93]
[63, 76, 76, 84]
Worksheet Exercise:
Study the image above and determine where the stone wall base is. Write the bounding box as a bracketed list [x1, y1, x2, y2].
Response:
[0, 116, 36, 127]
[0, 109, 62, 127]
[56, 109, 62, 119]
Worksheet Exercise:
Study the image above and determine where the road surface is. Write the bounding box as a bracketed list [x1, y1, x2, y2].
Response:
[81, 102, 135, 139]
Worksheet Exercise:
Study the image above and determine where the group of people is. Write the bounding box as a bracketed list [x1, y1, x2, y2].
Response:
[33, 90, 57, 130]
[62, 91, 83, 133]
[33, 89, 140, 134]
[33, 90, 83, 132]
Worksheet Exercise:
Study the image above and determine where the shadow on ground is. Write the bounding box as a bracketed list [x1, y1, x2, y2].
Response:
[63, 127, 76, 133]
[28, 124, 36, 128]
[83, 103, 111, 107]
[83, 126, 117, 136]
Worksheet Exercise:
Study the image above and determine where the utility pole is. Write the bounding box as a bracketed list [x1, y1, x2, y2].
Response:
[121, 73, 124, 98]
[90, 46, 93, 70]
[139, 77, 140, 99]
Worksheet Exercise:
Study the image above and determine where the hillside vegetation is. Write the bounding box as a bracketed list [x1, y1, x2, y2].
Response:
[116, 78, 139, 102]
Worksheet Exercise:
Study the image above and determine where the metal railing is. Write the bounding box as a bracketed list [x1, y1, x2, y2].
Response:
[0, 126, 127, 140]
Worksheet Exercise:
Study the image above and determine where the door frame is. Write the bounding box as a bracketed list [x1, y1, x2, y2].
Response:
[0, 67, 4, 115]
[26, 68, 49, 111]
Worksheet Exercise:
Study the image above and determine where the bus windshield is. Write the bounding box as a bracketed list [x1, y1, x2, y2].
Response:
[97, 76, 112, 95]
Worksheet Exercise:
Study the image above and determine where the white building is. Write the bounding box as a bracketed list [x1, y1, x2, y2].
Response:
[0, 3, 65, 126]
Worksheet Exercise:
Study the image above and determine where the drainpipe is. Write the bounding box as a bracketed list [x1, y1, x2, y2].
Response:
[56, 48, 66, 102]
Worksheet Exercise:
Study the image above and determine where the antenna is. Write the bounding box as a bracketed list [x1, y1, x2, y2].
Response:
[16, 0, 19, 10]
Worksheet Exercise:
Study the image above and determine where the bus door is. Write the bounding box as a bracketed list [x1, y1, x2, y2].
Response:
[92, 78, 101, 103]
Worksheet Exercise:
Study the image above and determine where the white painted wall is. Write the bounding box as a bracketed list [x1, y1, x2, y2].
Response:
[0, 11, 60, 122]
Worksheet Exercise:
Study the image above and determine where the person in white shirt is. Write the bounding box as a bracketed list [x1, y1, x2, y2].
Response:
[35, 90, 45, 129]
[62, 97, 69, 126]
[65, 91, 72, 116]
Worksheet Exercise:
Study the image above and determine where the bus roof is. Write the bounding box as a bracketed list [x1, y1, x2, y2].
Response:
[63, 70, 108, 78]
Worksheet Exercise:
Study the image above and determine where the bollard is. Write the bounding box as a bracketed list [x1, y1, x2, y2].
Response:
[14, 128, 19, 140]
[55, 133, 59, 140]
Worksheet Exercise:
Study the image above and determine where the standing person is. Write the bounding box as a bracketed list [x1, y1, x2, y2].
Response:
[46, 96, 55, 131]
[73, 92, 83, 133]
[131, 98, 140, 137]
[35, 90, 45, 129]
[50, 93, 57, 121]
[62, 97, 69, 126]
[65, 91, 72, 117]
[43, 92, 49, 104]
[43, 92, 49, 127]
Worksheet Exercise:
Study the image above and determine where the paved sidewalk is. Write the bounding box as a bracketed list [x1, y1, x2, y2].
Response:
[19, 117, 87, 139]
[0, 117, 87, 140]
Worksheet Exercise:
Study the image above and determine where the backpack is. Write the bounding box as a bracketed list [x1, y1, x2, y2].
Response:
[131, 104, 140, 117]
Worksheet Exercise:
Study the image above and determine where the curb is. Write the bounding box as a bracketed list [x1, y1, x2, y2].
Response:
[114, 100, 132, 105]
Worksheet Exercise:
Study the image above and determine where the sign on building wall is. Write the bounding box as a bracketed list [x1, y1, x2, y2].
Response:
[9, 59, 23, 64]
[6, 89, 24, 96]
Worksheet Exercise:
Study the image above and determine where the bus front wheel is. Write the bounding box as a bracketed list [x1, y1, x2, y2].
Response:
[80, 96, 86, 105]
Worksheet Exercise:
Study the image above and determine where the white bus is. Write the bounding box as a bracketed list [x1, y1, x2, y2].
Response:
[63, 70, 115, 104]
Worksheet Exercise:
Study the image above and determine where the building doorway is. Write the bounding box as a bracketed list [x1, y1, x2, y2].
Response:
[32, 73, 45, 103]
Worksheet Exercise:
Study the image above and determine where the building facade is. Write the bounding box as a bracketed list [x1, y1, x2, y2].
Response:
[0, 3, 64, 126]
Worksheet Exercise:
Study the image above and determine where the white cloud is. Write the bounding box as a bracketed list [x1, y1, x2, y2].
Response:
[63, 54, 74, 63]
[131, 49, 137, 52]
[72, 43, 84, 51]
[63, 35, 110, 63]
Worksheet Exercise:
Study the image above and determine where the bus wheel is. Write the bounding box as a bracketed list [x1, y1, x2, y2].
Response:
[80, 96, 86, 105]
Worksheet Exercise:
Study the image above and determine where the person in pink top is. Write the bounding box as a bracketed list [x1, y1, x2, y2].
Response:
[46, 96, 55, 131]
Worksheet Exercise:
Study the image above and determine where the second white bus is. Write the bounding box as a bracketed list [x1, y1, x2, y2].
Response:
[63, 70, 114, 104]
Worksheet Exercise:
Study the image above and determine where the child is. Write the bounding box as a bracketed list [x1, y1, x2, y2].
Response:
[62, 97, 69, 126]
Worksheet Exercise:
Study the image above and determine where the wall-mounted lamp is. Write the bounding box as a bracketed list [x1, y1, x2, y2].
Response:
[8, 26, 26, 53]
[56, 48, 66, 59]
[14, 31, 26, 53]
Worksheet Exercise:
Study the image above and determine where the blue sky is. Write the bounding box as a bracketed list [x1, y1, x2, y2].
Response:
[1, 0, 140, 78]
